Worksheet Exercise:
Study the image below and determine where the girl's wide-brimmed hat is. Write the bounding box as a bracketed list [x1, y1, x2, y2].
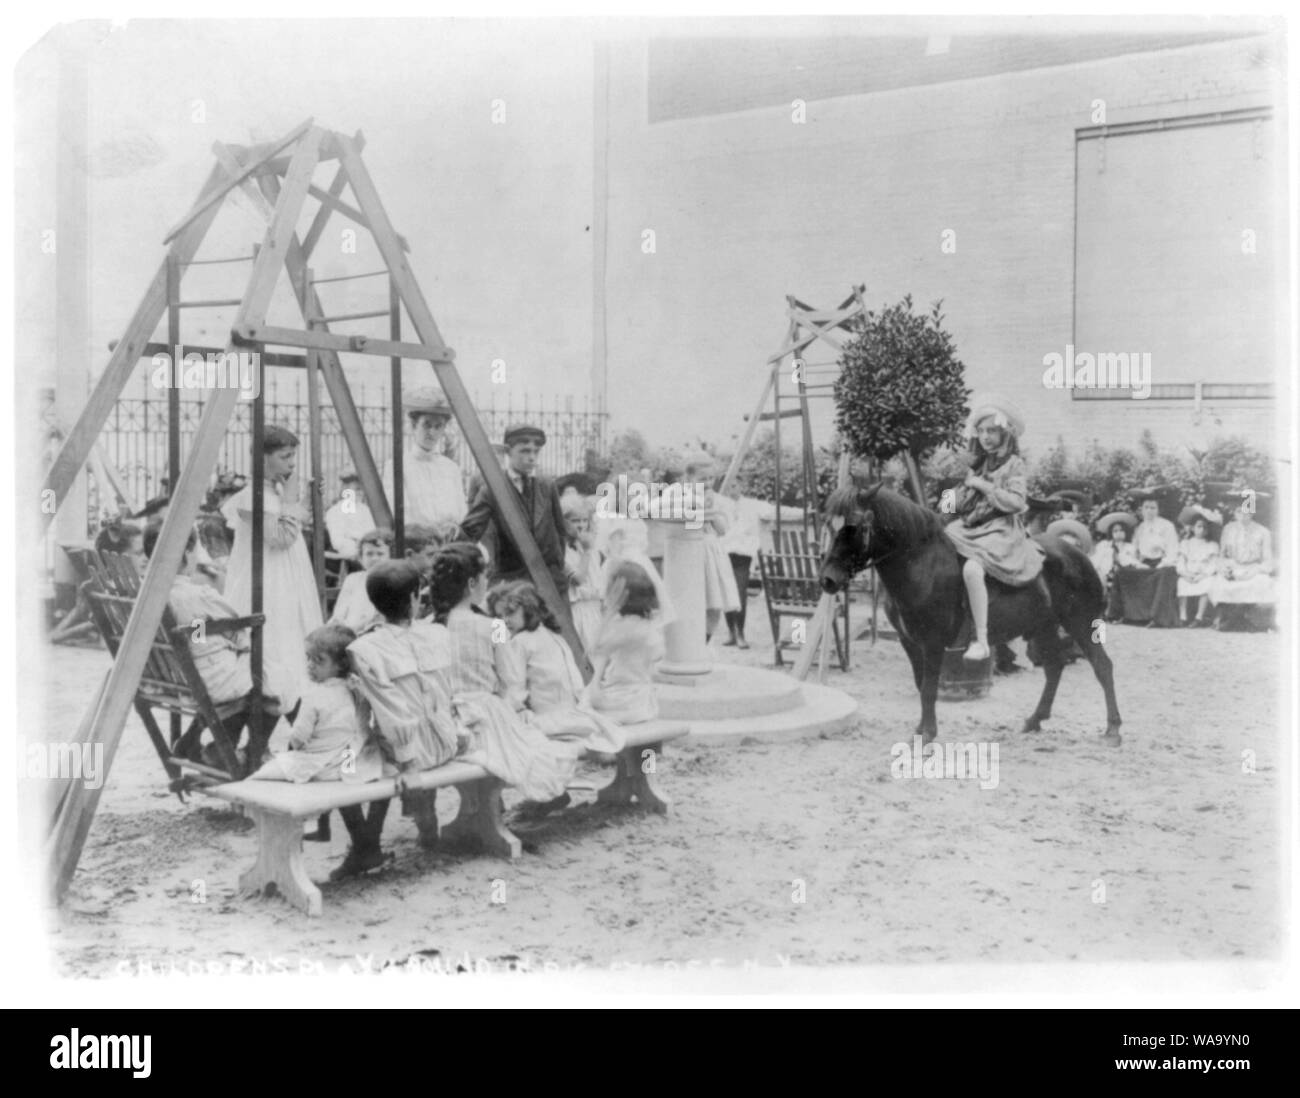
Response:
[965, 396, 1026, 439]
[1046, 518, 1093, 554]
[1095, 510, 1137, 536]
[1178, 503, 1223, 529]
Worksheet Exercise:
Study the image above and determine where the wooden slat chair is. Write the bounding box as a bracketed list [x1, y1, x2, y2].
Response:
[49, 544, 105, 645]
[80, 550, 278, 796]
[756, 527, 850, 670]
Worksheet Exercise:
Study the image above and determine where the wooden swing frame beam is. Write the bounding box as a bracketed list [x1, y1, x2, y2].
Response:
[44, 120, 585, 902]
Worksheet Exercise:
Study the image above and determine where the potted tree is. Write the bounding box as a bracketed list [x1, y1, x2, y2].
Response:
[834, 296, 988, 697]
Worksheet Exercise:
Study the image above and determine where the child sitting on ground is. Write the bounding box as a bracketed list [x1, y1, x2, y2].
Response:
[345, 559, 465, 871]
[488, 580, 626, 758]
[585, 562, 665, 726]
[330, 528, 392, 633]
[429, 545, 576, 812]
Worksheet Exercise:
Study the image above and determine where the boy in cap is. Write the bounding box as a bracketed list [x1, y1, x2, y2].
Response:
[381, 387, 466, 530]
[460, 424, 568, 594]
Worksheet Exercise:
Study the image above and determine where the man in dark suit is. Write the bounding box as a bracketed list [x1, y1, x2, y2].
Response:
[460, 424, 568, 595]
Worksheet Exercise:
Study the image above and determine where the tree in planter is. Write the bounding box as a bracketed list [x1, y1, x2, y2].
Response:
[833, 295, 970, 502]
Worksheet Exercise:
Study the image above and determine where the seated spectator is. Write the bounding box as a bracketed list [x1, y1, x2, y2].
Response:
[1110, 496, 1180, 628]
[330, 528, 393, 633]
[1090, 513, 1139, 620]
[95, 518, 147, 578]
[1175, 507, 1221, 628]
[151, 526, 253, 706]
[323, 470, 376, 561]
[1210, 500, 1276, 630]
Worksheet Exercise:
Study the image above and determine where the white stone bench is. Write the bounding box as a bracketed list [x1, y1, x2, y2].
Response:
[207, 720, 689, 916]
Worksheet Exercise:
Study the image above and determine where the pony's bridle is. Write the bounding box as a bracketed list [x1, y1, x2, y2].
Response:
[828, 486, 899, 569]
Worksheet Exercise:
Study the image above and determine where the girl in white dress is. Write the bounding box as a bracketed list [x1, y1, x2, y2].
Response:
[586, 562, 665, 725]
[221, 426, 323, 717]
[249, 624, 383, 785]
[1176, 516, 1220, 627]
[683, 459, 739, 642]
[562, 497, 604, 653]
[489, 580, 626, 758]
[429, 545, 576, 805]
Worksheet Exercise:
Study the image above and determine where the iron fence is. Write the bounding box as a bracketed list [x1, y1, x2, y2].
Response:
[94, 376, 607, 521]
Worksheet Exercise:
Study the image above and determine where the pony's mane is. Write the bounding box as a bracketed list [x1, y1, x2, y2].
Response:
[825, 484, 946, 546]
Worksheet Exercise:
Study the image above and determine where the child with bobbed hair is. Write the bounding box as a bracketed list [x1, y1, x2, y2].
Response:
[341, 560, 463, 874]
[488, 580, 626, 758]
[585, 561, 665, 725]
[428, 547, 575, 808]
[249, 624, 382, 784]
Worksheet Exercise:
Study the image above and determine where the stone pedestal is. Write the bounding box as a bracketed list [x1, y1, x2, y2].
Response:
[653, 518, 711, 678]
[647, 517, 859, 745]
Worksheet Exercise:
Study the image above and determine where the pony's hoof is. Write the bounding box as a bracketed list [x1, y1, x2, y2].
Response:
[1103, 730, 1123, 747]
[1022, 719, 1042, 734]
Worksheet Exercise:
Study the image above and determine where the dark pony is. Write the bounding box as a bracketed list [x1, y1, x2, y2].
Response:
[820, 484, 1121, 745]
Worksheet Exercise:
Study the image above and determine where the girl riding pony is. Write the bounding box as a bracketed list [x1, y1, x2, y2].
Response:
[943, 399, 1045, 662]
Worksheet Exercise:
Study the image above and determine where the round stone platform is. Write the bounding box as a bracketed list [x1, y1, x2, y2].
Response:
[654, 665, 859, 746]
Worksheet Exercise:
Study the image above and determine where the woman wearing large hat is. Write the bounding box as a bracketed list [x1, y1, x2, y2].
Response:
[943, 397, 1044, 661]
[381, 387, 466, 530]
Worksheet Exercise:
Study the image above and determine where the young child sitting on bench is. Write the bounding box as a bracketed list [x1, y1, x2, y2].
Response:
[343, 560, 465, 874]
[489, 580, 626, 758]
[249, 624, 388, 860]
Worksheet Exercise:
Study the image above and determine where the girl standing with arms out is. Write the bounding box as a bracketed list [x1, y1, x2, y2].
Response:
[586, 562, 664, 725]
[221, 426, 323, 718]
[943, 400, 1044, 661]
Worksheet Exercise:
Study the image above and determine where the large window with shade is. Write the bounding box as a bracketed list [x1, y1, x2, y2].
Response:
[1072, 108, 1276, 401]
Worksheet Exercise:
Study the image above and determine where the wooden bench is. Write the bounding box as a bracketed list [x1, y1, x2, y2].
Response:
[757, 529, 850, 671]
[80, 550, 280, 794]
[209, 720, 690, 916]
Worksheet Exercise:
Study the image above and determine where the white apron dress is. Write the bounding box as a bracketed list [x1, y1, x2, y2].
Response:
[221, 482, 323, 713]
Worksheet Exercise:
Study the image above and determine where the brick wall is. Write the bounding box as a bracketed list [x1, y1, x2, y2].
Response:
[600, 34, 1284, 465]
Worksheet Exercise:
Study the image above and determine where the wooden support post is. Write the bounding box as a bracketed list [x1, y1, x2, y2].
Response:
[47, 128, 326, 900]
[336, 135, 588, 674]
[47, 388, 245, 900]
[389, 277, 405, 555]
[165, 256, 181, 496]
[42, 161, 229, 525]
[304, 269, 327, 617]
[719, 366, 775, 499]
[247, 160, 393, 532]
[162, 118, 313, 244]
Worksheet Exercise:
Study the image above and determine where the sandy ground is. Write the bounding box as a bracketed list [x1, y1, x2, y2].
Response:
[33, 608, 1284, 978]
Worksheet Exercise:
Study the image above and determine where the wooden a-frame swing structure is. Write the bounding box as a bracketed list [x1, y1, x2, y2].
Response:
[717, 286, 875, 681]
[41, 119, 586, 903]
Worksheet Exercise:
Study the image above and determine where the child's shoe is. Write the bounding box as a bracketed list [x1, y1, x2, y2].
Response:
[328, 844, 385, 881]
